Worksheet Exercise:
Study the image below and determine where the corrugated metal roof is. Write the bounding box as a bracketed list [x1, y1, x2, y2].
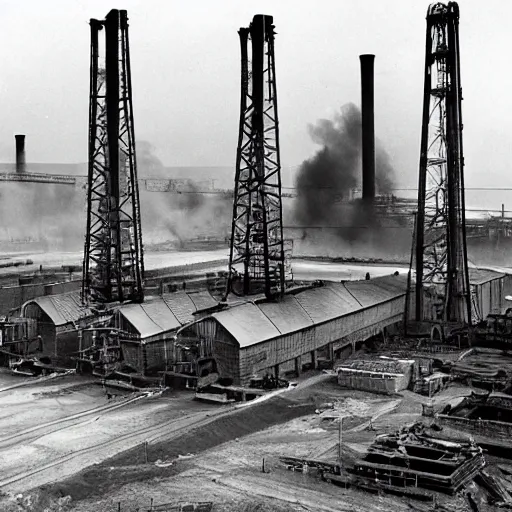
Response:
[24, 291, 92, 327]
[120, 304, 165, 339]
[294, 285, 361, 323]
[469, 268, 505, 286]
[211, 274, 408, 347]
[345, 281, 399, 307]
[213, 302, 281, 348]
[161, 293, 197, 324]
[258, 295, 314, 333]
[119, 290, 218, 338]
[141, 300, 181, 333]
[187, 290, 218, 311]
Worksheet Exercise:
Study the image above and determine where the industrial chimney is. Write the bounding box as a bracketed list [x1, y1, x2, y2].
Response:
[15, 134, 26, 173]
[360, 54, 375, 202]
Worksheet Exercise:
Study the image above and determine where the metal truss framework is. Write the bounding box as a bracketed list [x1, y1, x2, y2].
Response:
[227, 14, 292, 300]
[410, 1, 471, 324]
[82, 9, 144, 305]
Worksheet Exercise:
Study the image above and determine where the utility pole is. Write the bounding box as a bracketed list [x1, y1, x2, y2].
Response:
[338, 415, 343, 474]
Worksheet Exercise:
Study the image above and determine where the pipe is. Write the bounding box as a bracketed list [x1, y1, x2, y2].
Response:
[360, 54, 375, 202]
[15, 134, 26, 173]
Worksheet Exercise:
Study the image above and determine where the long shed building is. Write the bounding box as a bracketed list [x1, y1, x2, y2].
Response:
[177, 275, 408, 386]
[111, 289, 219, 374]
[13, 267, 512, 375]
[176, 269, 512, 387]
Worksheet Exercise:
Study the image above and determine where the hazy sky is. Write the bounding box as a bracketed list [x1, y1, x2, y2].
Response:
[0, 0, 511, 196]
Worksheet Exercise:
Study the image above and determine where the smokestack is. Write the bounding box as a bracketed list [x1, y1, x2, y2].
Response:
[15, 134, 26, 173]
[360, 54, 375, 202]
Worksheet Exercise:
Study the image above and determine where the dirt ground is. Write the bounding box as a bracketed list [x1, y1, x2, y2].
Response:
[0, 369, 500, 512]
[0, 370, 223, 496]
[0, 374, 474, 512]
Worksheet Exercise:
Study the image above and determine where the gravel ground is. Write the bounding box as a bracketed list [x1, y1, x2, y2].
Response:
[0, 375, 489, 512]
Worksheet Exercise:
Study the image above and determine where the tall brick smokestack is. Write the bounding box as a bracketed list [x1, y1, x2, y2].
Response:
[360, 54, 375, 202]
[15, 134, 26, 173]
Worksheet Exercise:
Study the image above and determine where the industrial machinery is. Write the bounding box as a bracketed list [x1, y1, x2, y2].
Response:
[407, 1, 472, 337]
[82, 9, 144, 305]
[226, 14, 292, 300]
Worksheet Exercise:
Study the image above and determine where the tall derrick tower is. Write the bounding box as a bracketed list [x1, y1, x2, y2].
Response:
[82, 9, 144, 305]
[408, 1, 471, 328]
[226, 14, 291, 300]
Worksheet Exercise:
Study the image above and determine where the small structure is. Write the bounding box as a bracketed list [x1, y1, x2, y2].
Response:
[0, 317, 38, 365]
[449, 347, 512, 391]
[438, 391, 512, 444]
[349, 423, 485, 494]
[79, 290, 219, 375]
[335, 357, 414, 395]
[414, 371, 451, 397]
[19, 291, 95, 365]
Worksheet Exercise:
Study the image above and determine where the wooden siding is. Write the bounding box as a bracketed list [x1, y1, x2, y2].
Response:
[181, 318, 240, 384]
[473, 279, 503, 320]
[144, 339, 169, 372]
[238, 296, 405, 385]
[122, 342, 144, 372]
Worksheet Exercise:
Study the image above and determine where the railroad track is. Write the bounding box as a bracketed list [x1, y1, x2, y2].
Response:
[0, 403, 230, 493]
[0, 392, 148, 449]
[0, 373, 94, 394]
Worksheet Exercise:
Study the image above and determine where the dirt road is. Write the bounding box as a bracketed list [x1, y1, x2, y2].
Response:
[0, 374, 228, 494]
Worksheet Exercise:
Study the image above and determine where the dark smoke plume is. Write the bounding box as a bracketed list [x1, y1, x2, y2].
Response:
[292, 103, 409, 260]
[295, 104, 360, 224]
[295, 103, 394, 227]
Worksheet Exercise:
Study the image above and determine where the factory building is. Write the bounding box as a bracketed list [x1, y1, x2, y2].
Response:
[78, 290, 220, 375]
[20, 291, 95, 364]
[176, 275, 408, 386]
[176, 269, 512, 387]
[416, 268, 512, 325]
[10, 267, 512, 376]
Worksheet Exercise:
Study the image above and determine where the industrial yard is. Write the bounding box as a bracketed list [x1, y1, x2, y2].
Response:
[2, 365, 511, 512]
[1, 0, 512, 511]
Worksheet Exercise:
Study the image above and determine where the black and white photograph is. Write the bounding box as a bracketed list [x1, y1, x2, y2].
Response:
[0, 1, 511, 510]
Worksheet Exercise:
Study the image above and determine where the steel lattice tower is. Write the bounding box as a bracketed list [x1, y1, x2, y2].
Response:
[226, 14, 291, 300]
[410, 1, 471, 325]
[82, 9, 144, 305]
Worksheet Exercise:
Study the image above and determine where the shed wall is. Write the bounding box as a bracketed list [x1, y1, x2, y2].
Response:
[144, 339, 169, 372]
[193, 318, 239, 383]
[473, 279, 503, 320]
[419, 277, 505, 323]
[122, 342, 143, 371]
[238, 295, 405, 386]
[55, 329, 80, 365]
[503, 275, 512, 311]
